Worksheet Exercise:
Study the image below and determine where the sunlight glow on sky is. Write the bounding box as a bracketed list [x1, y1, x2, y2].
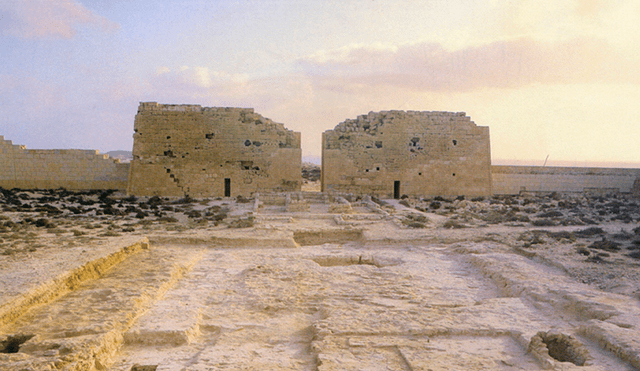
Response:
[1, 0, 640, 166]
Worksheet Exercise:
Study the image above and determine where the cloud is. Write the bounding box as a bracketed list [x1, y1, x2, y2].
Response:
[298, 37, 633, 92]
[0, 0, 118, 39]
[152, 66, 250, 101]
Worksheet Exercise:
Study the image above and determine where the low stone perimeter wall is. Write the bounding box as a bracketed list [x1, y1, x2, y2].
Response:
[0, 136, 129, 191]
[492, 165, 640, 195]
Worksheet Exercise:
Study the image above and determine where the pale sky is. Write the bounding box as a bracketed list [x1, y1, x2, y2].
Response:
[1, 0, 640, 165]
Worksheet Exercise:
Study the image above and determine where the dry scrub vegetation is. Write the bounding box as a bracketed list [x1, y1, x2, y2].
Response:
[0, 188, 254, 257]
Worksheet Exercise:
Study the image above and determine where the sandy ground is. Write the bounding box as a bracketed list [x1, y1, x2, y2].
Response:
[1, 185, 640, 370]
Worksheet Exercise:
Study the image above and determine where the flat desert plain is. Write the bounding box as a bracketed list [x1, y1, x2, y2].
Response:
[1, 187, 640, 370]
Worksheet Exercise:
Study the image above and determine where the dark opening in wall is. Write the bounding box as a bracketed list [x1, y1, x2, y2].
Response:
[252, 141, 262, 146]
[410, 137, 420, 146]
[452, 140, 457, 145]
[0, 334, 34, 353]
[166, 169, 171, 173]
[205, 133, 214, 139]
[244, 139, 252, 146]
[375, 141, 383, 148]
[166, 136, 171, 140]
[418, 172, 422, 176]
[241, 161, 253, 170]
[376, 167, 380, 171]
[452, 173, 456, 176]
[224, 178, 231, 197]
[163, 150, 175, 157]
[365, 169, 369, 172]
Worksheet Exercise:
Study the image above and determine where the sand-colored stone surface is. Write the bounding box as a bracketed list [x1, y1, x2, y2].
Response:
[1, 188, 640, 370]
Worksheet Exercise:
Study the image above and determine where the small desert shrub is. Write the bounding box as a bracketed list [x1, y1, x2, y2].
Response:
[537, 210, 563, 218]
[402, 214, 429, 228]
[186, 210, 201, 218]
[157, 216, 178, 223]
[627, 251, 640, 259]
[71, 229, 86, 236]
[576, 247, 590, 256]
[98, 230, 121, 237]
[531, 219, 556, 227]
[228, 216, 255, 228]
[545, 231, 576, 242]
[443, 219, 466, 229]
[574, 227, 605, 237]
[35, 218, 56, 228]
[589, 238, 621, 252]
[236, 195, 252, 204]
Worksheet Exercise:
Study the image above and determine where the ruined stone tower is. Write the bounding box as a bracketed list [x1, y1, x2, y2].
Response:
[322, 111, 491, 197]
[127, 102, 301, 197]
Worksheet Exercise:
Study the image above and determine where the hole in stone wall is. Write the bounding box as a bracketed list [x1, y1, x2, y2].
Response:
[452, 140, 457, 145]
[241, 161, 253, 170]
[375, 141, 383, 148]
[452, 173, 456, 176]
[376, 167, 380, 171]
[418, 172, 422, 176]
[205, 133, 214, 139]
[166, 169, 171, 173]
[365, 169, 369, 172]
[166, 136, 171, 139]
[0, 334, 35, 353]
[244, 140, 252, 146]
[163, 150, 175, 158]
[252, 141, 262, 146]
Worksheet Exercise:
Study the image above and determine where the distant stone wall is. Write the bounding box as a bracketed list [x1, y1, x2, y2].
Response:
[322, 111, 492, 197]
[127, 102, 301, 197]
[492, 166, 640, 195]
[0, 136, 129, 190]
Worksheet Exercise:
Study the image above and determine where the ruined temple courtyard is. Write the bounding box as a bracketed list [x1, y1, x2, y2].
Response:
[1, 189, 640, 370]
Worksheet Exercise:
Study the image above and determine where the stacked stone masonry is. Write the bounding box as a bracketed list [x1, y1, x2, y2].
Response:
[0, 136, 128, 190]
[322, 111, 492, 197]
[127, 102, 302, 197]
[492, 165, 640, 195]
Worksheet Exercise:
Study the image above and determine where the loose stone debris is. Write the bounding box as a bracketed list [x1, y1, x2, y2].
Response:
[1, 187, 640, 370]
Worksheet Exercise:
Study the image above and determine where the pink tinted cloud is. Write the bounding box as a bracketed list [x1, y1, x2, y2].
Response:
[0, 0, 118, 39]
[298, 37, 632, 92]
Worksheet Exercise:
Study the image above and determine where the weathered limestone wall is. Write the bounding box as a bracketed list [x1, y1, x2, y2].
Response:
[492, 166, 640, 195]
[127, 102, 302, 197]
[0, 136, 128, 190]
[322, 111, 492, 197]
